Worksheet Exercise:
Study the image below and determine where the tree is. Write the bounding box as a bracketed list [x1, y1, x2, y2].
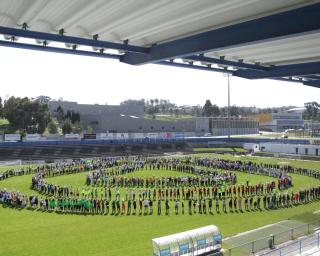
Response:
[64, 110, 80, 124]
[65, 110, 72, 120]
[87, 126, 94, 134]
[211, 104, 220, 116]
[62, 118, 72, 134]
[0, 97, 3, 118]
[72, 122, 82, 133]
[47, 120, 58, 134]
[160, 104, 166, 113]
[230, 105, 240, 117]
[34, 95, 51, 104]
[169, 108, 173, 116]
[174, 108, 179, 117]
[56, 105, 64, 122]
[304, 102, 320, 136]
[202, 100, 213, 116]
[71, 112, 80, 124]
[304, 102, 319, 120]
[34, 102, 51, 133]
[220, 107, 227, 116]
[3, 96, 51, 134]
[3, 97, 23, 131]
[147, 107, 156, 115]
[120, 99, 145, 106]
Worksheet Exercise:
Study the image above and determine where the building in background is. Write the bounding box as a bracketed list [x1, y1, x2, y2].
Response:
[304, 120, 320, 136]
[195, 117, 259, 136]
[259, 112, 304, 132]
[259, 142, 319, 156]
[49, 101, 259, 136]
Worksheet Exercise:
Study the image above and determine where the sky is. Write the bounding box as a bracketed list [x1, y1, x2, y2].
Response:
[1, 45, 320, 108]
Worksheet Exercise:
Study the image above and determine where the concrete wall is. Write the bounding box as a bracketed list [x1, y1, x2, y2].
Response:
[98, 117, 196, 133]
[195, 118, 209, 133]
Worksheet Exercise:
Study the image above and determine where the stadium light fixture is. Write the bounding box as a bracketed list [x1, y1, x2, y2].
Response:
[32, 20, 53, 45]
[92, 34, 101, 51]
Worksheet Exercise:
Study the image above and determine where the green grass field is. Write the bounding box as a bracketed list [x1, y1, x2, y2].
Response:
[193, 147, 248, 153]
[0, 154, 319, 256]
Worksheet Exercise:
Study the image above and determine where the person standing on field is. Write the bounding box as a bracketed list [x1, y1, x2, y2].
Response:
[174, 200, 179, 214]
[133, 199, 137, 214]
[157, 199, 161, 215]
[216, 197, 220, 213]
[222, 197, 226, 213]
[165, 199, 170, 215]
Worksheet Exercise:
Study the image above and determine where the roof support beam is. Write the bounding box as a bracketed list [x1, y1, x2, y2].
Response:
[157, 61, 233, 74]
[120, 3, 320, 65]
[303, 80, 320, 88]
[272, 77, 301, 83]
[0, 40, 120, 59]
[183, 55, 269, 71]
[234, 61, 320, 79]
[0, 26, 148, 54]
[300, 75, 320, 80]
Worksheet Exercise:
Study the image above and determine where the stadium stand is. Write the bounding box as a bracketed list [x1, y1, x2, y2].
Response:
[0, 142, 188, 161]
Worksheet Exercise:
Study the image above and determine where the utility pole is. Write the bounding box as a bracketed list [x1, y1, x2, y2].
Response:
[227, 73, 231, 138]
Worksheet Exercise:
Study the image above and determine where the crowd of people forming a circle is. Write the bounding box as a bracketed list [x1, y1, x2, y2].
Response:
[0, 156, 319, 216]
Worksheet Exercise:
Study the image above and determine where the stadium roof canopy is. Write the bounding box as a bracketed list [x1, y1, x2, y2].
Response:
[0, 0, 320, 88]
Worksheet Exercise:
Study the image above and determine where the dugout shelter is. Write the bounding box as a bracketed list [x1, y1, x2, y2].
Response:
[152, 225, 222, 256]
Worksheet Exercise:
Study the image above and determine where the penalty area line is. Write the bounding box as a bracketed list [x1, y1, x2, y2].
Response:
[223, 220, 288, 241]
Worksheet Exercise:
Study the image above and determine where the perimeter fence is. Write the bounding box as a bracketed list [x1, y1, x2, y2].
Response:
[259, 231, 320, 256]
[224, 220, 320, 256]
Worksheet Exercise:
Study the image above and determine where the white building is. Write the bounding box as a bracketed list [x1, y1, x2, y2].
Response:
[260, 112, 304, 132]
[260, 143, 320, 156]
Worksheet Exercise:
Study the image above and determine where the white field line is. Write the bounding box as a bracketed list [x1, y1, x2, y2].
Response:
[313, 209, 320, 214]
[223, 220, 289, 241]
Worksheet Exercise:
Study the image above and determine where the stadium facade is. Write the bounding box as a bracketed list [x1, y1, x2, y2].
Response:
[206, 117, 258, 136]
[49, 101, 259, 136]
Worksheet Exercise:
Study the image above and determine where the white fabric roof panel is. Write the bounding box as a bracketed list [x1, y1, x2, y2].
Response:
[0, 0, 319, 67]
